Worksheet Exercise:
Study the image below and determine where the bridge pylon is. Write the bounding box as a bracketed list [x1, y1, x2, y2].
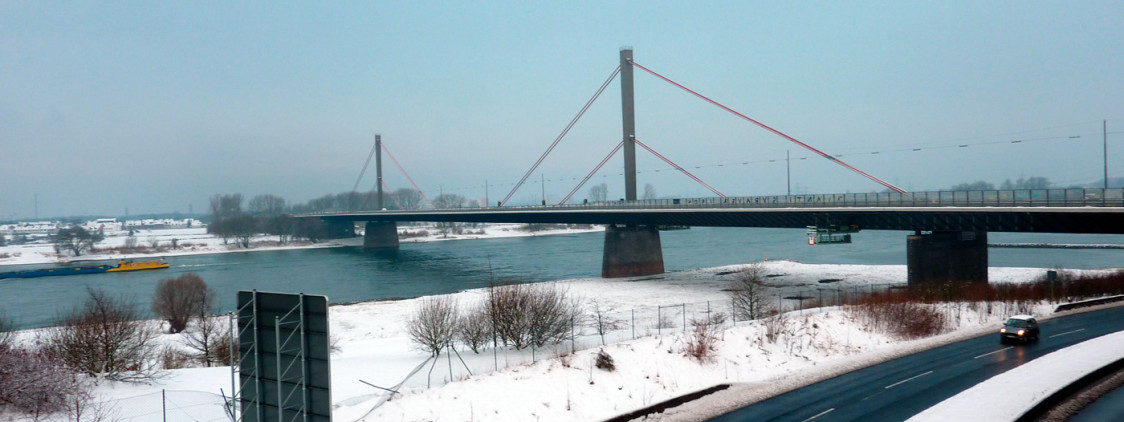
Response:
[602, 224, 664, 278]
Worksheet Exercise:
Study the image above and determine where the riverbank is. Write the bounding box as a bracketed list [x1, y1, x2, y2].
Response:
[7, 260, 1117, 422]
[0, 223, 605, 268]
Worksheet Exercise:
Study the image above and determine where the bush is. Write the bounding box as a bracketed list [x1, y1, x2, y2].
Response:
[40, 288, 159, 381]
[595, 349, 615, 371]
[184, 315, 227, 366]
[488, 283, 575, 350]
[456, 304, 493, 354]
[152, 273, 216, 334]
[407, 297, 458, 356]
[0, 346, 91, 417]
[684, 317, 721, 362]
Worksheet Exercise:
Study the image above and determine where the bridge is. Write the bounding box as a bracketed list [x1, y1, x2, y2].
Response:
[308, 49, 1124, 285]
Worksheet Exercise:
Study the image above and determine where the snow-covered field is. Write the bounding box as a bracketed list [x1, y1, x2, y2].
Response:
[0, 223, 604, 267]
[8, 259, 1109, 422]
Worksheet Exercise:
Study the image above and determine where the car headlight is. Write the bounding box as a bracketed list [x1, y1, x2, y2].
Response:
[1000, 328, 1007, 333]
[1018, 329, 1025, 336]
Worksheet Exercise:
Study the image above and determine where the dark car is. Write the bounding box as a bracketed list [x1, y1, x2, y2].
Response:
[999, 315, 1040, 344]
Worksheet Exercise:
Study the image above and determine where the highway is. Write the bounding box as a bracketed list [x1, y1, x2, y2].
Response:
[709, 305, 1124, 421]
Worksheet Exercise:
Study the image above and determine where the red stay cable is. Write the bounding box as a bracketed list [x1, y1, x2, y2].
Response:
[381, 143, 433, 209]
[633, 138, 727, 198]
[630, 60, 906, 194]
[500, 66, 622, 206]
[559, 140, 625, 205]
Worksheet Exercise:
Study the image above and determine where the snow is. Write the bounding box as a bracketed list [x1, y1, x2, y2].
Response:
[8, 258, 1116, 422]
[4, 225, 1122, 421]
[908, 330, 1124, 422]
[0, 223, 603, 267]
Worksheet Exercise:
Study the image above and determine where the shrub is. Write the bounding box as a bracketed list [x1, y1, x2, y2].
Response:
[488, 283, 576, 349]
[0, 346, 91, 417]
[456, 304, 492, 353]
[595, 349, 616, 371]
[407, 296, 458, 356]
[684, 317, 721, 362]
[40, 288, 159, 381]
[152, 273, 216, 334]
[184, 315, 227, 366]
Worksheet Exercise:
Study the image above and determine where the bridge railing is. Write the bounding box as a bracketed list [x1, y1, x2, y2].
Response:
[309, 188, 1123, 214]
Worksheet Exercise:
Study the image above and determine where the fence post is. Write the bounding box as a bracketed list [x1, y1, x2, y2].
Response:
[162, 389, 167, 422]
[657, 306, 662, 336]
[682, 303, 687, 331]
[571, 316, 576, 353]
[631, 309, 635, 340]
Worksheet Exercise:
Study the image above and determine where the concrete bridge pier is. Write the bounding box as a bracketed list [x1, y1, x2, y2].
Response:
[907, 231, 988, 286]
[363, 221, 400, 249]
[602, 225, 665, 278]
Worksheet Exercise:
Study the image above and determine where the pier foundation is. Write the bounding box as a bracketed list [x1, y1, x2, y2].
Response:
[907, 231, 988, 286]
[363, 221, 400, 249]
[602, 225, 664, 278]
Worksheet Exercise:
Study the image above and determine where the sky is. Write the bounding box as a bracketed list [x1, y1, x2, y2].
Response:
[2, 1, 1123, 219]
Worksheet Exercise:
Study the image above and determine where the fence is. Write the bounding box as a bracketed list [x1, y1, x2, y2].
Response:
[89, 389, 231, 422]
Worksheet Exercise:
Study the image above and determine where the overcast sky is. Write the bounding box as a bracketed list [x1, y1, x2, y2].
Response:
[2, 1, 1122, 219]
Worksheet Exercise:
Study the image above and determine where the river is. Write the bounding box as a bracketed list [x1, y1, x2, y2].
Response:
[3, 227, 1123, 329]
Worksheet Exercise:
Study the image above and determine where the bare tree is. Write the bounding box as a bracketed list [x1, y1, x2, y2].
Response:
[248, 194, 287, 217]
[393, 188, 424, 210]
[407, 296, 458, 356]
[488, 283, 575, 349]
[184, 316, 224, 367]
[642, 183, 657, 200]
[589, 183, 608, 202]
[151, 273, 216, 334]
[729, 262, 773, 321]
[209, 193, 244, 221]
[41, 288, 159, 381]
[432, 193, 466, 209]
[54, 226, 103, 256]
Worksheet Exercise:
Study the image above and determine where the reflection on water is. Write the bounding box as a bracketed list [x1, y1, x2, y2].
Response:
[2, 227, 1122, 329]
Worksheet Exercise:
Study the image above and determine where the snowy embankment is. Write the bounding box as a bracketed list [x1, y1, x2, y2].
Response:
[0, 223, 603, 267]
[14, 261, 1107, 422]
[908, 330, 1124, 422]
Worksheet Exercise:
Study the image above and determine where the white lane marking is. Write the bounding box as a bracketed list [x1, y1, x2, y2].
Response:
[884, 370, 934, 389]
[802, 408, 834, 422]
[1049, 328, 1086, 338]
[974, 346, 1013, 359]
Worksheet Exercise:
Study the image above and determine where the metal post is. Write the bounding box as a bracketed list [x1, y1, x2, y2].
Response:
[786, 150, 791, 196]
[571, 316, 575, 353]
[376, 135, 383, 210]
[163, 389, 167, 422]
[229, 312, 237, 421]
[620, 48, 637, 201]
[681, 304, 686, 330]
[299, 295, 309, 422]
[657, 306, 661, 335]
[1105, 120, 1109, 190]
[275, 316, 283, 422]
[631, 309, 635, 339]
[252, 292, 262, 422]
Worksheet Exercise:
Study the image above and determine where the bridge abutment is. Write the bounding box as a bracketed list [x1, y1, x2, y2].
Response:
[602, 225, 664, 278]
[363, 221, 400, 249]
[907, 231, 988, 286]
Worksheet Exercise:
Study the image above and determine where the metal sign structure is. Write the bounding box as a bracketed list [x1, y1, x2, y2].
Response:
[235, 291, 332, 422]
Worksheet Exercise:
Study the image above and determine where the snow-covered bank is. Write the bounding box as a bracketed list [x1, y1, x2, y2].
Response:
[0, 223, 603, 267]
[8, 261, 1114, 422]
[908, 330, 1124, 422]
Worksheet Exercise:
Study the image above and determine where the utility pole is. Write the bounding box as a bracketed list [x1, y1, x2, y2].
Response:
[34, 193, 37, 220]
[786, 150, 791, 196]
[1105, 120, 1109, 189]
[376, 134, 383, 210]
[484, 180, 489, 208]
[541, 174, 546, 206]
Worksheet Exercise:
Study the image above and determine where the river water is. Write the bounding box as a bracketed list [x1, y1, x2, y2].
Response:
[3, 227, 1123, 329]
